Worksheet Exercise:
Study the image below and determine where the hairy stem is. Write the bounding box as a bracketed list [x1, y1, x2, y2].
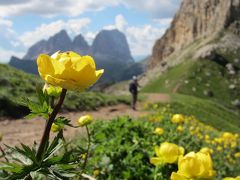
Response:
[36, 88, 67, 161]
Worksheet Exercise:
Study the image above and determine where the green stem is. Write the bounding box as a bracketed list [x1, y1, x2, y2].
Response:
[36, 88, 67, 161]
[81, 126, 91, 173]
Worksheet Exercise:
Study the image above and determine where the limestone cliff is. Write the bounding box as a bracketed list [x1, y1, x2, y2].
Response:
[150, 0, 240, 67]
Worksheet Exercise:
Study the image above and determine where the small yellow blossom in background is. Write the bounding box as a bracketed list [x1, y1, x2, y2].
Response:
[200, 147, 213, 155]
[150, 142, 184, 166]
[171, 151, 215, 179]
[93, 169, 100, 177]
[234, 152, 240, 158]
[43, 84, 62, 97]
[37, 51, 104, 91]
[0, 134, 2, 141]
[171, 114, 185, 124]
[80, 153, 87, 160]
[78, 115, 93, 127]
[223, 176, 240, 180]
[216, 146, 223, 151]
[154, 128, 164, 135]
[177, 125, 184, 132]
[51, 123, 61, 133]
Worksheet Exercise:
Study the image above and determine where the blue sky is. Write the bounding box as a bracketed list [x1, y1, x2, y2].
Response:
[0, 0, 181, 63]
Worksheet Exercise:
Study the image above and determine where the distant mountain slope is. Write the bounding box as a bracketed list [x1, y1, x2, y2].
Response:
[141, 0, 240, 111]
[9, 29, 143, 83]
[149, 0, 240, 67]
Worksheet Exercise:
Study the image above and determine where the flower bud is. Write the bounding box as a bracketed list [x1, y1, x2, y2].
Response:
[51, 123, 60, 133]
[78, 115, 93, 127]
[171, 114, 185, 124]
[43, 84, 62, 97]
[150, 142, 184, 166]
[154, 127, 164, 135]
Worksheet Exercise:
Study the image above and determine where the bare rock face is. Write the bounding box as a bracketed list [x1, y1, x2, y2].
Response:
[23, 30, 72, 60]
[150, 0, 240, 67]
[91, 29, 134, 62]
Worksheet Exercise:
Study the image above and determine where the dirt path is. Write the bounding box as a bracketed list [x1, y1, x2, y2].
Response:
[0, 93, 170, 147]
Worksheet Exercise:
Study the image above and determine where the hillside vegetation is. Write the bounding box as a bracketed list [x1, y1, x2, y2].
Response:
[0, 64, 129, 118]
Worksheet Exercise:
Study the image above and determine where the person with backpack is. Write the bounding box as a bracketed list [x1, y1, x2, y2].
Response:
[129, 76, 140, 110]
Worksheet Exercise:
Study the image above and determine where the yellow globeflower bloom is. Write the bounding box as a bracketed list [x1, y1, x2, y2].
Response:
[234, 152, 240, 158]
[93, 169, 100, 177]
[78, 115, 93, 127]
[223, 177, 240, 180]
[171, 114, 185, 124]
[37, 51, 104, 91]
[177, 125, 184, 132]
[171, 172, 188, 180]
[150, 142, 184, 166]
[176, 152, 215, 179]
[154, 128, 164, 135]
[200, 147, 213, 155]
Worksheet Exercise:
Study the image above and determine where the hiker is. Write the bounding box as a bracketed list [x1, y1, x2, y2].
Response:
[129, 76, 140, 110]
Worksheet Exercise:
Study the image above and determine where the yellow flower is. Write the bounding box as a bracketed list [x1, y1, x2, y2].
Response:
[200, 147, 213, 155]
[175, 152, 215, 179]
[150, 142, 184, 166]
[223, 177, 240, 180]
[234, 152, 240, 158]
[171, 114, 185, 124]
[78, 115, 93, 127]
[43, 84, 62, 97]
[177, 125, 184, 132]
[93, 169, 100, 177]
[51, 123, 60, 133]
[216, 146, 223, 151]
[171, 172, 188, 180]
[0, 134, 2, 142]
[37, 51, 104, 91]
[154, 128, 164, 135]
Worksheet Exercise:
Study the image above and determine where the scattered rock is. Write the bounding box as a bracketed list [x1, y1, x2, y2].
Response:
[229, 84, 236, 90]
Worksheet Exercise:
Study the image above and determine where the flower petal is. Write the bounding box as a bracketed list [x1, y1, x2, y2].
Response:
[37, 54, 54, 78]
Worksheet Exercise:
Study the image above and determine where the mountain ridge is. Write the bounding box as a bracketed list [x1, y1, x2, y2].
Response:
[149, 0, 240, 67]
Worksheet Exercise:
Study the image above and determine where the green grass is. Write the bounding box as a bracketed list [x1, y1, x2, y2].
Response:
[142, 61, 194, 93]
[142, 59, 240, 110]
[168, 94, 240, 133]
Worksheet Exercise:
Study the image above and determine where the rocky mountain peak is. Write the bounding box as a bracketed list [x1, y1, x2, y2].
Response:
[72, 34, 89, 55]
[91, 29, 133, 62]
[150, 0, 240, 67]
[23, 30, 72, 60]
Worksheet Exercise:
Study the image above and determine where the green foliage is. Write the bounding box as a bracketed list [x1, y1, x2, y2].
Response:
[142, 59, 240, 110]
[161, 94, 240, 133]
[74, 114, 240, 179]
[0, 134, 83, 179]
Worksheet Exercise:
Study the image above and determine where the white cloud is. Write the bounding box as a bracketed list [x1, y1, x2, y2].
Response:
[19, 18, 91, 47]
[153, 18, 173, 27]
[121, 0, 181, 18]
[0, 0, 119, 17]
[103, 14, 166, 56]
[0, 0, 181, 18]
[0, 48, 24, 63]
[104, 14, 127, 31]
[85, 31, 98, 44]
